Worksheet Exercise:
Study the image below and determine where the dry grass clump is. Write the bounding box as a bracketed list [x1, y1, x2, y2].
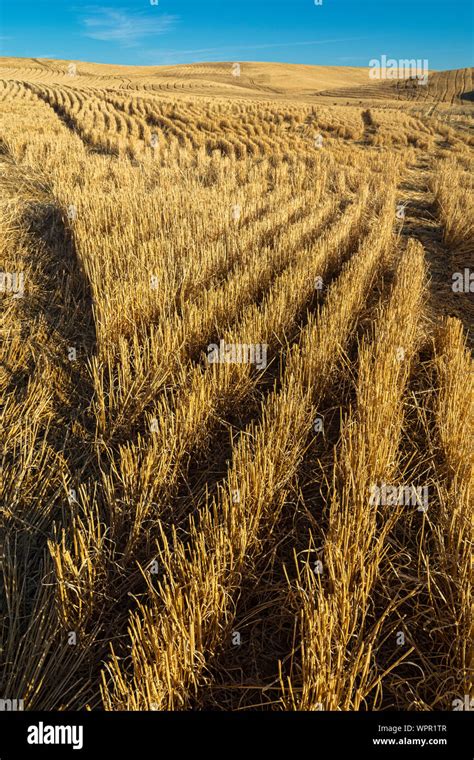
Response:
[430, 319, 472, 700]
[280, 240, 427, 710]
[431, 156, 474, 256]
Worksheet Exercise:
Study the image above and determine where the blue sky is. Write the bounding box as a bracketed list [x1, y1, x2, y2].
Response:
[0, 0, 472, 69]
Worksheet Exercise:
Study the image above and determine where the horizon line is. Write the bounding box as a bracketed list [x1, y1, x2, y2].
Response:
[2, 55, 466, 73]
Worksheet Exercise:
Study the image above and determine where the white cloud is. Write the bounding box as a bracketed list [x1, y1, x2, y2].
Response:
[82, 7, 178, 47]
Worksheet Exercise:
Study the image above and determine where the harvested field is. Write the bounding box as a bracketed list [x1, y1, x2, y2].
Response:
[0, 57, 472, 713]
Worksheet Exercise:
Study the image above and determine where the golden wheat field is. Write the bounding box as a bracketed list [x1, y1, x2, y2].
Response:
[0, 58, 473, 713]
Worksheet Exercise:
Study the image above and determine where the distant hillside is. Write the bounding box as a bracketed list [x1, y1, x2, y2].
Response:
[0, 58, 471, 106]
[0, 58, 370, 97]
[318, 68, 474, 105]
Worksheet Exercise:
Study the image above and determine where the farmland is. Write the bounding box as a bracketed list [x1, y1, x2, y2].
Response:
[0, 58, 472, 711]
